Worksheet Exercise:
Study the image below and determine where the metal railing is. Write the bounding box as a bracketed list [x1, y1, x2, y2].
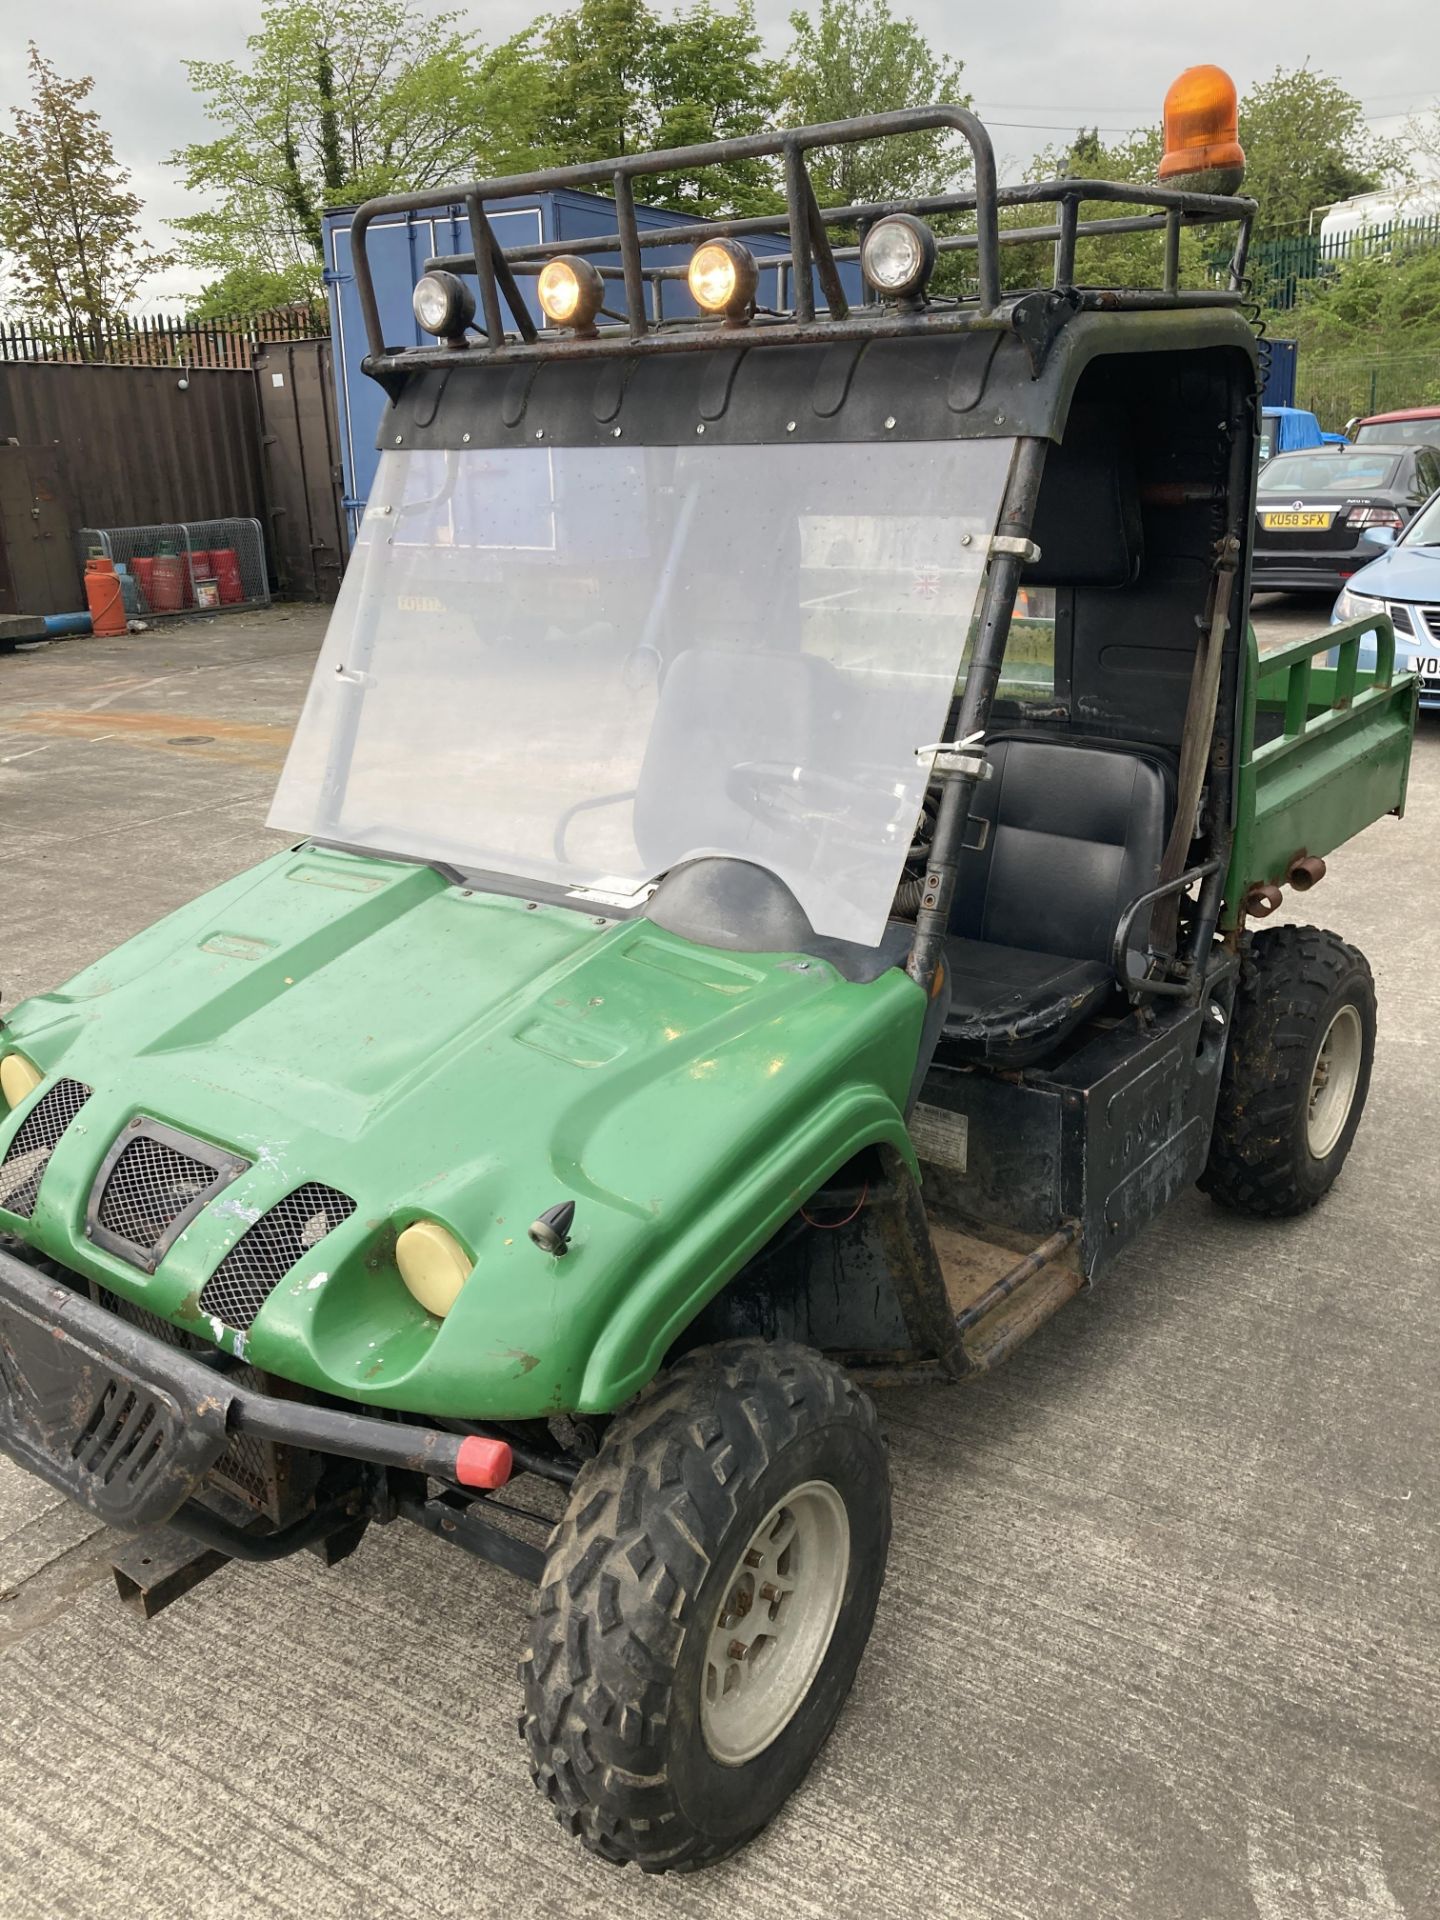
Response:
[1253, 614, 1398, 748]
[1296, 350, 1440, 432]
[0, 305, 328, 369]
[349, 106, 1256, 366]
[1249, 213, 1440, 311]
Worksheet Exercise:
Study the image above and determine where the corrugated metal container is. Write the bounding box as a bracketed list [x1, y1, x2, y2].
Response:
[323, 190, 863, 531]
[0, 362, 265, 536]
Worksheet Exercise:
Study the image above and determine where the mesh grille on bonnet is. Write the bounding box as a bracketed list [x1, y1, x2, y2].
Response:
[0, 1079, 92, 1220]
[97, 1135, 217, 1255]
[199, 1183, 357, 1331]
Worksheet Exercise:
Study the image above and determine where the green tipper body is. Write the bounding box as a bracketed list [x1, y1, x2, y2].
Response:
[1224, 616, 1416, 928]
[0, 847, 924, 1419]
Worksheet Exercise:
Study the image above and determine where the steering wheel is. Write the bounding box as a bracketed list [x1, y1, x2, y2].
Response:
[725, 760, 896, 832]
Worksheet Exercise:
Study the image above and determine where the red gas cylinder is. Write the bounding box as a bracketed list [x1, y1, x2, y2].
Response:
[130, 555, 156, 612]
[212, 548, 244, 604]
[83, 555, 127, 636]
[188, 549, 216, 609]
[150, 552, 186, 614]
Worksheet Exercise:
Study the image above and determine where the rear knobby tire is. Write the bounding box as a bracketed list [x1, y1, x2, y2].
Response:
[1200, 923, 1375, 1218]
[519, 1340, 890, 1873]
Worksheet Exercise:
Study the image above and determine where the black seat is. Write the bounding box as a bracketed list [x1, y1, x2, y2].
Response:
[942, 737, 1173, 1066]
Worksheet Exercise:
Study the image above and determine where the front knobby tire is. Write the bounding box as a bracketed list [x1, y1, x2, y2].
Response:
[1201, 924, 1376, 1218]
[519, 1340, 891, 1873]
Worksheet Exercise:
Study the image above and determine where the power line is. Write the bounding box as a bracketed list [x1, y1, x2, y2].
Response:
[976, 102, 1153, 115]
[977, 95, 1435, 139]
[983, 119, 1151, 133]
[975, 86, 1438, 115]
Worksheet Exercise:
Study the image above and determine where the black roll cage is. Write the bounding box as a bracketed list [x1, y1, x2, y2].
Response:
[349, 106, 1257, 375]
[341, 108, 1260, 1012]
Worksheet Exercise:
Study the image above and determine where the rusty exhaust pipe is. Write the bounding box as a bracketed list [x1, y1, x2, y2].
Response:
[1243, 882, 1283, 919]
[1287, 854, 1327, 891]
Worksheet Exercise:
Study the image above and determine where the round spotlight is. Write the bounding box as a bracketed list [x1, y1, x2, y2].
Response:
[0, 1053, 42, 1109]
[687, 239, 759, 320]
[412, 270, 476, 342]
[537, 256, 605, 332]
[396, 1219, 473, 1319]
[860, 215, 937, 302]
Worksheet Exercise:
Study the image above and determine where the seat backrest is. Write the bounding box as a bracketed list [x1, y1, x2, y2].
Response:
[951, 738, 1173, 967]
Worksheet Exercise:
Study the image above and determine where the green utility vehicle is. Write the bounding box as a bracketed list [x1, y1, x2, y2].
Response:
[0, 89, 1416, 1873]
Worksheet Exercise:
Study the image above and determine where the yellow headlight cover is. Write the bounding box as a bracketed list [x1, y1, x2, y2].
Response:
[0, 1053, 43, 1109]
[396, 1219, 473, 1318]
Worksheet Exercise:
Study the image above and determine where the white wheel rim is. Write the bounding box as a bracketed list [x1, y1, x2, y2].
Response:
[700, 1480, 850, 1767]
[1307, 1003, 1364, 1159]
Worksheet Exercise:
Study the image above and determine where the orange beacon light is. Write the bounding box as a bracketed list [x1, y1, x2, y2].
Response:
[1158, 65, 1246, 194]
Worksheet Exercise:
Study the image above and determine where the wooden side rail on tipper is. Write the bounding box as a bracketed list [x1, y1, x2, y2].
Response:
[1223, 614, 1416, 928]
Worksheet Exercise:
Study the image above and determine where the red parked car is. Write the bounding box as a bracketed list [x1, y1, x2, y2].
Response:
[1348, 405, 1440, 447]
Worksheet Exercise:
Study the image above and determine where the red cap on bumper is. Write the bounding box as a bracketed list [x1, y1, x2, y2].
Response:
[454, 1435, 514, 1489]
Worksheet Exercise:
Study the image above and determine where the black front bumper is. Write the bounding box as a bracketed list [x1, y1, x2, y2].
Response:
[1251, 536, 1391, 595]
[0, 1244, 488, 1532]
[1251, 563, 1350, 595]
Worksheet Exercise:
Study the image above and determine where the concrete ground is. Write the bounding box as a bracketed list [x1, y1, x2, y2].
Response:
[0, 596, 1435, 1919]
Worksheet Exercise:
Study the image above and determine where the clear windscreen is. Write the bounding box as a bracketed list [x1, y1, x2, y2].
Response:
[270, 439, 1015, 945]
[1406, 492, 1440, 545]
[1261, 452, 1399, 492]
[1354, 421, 1439, 446]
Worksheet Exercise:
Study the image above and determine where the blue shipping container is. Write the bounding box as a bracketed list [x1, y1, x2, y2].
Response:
[1261, 338, 1298, 410]
[324, 190, 864, 535]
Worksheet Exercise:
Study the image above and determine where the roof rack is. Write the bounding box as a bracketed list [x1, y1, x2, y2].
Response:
[350, 106, 1257, 371]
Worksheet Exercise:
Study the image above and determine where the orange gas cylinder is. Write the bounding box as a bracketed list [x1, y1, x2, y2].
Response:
[83, 555, 127, 636]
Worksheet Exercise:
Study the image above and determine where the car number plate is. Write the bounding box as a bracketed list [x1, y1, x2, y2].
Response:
[1409, 654, 1440, 683]
[1261, 510, 1332, 530]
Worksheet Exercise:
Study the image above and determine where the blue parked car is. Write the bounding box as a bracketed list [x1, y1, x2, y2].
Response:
[1260, 406, 1347, 463]
[1331, 484, 1440, 708]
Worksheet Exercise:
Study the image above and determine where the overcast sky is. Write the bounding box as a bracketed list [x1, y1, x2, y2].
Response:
[4, 0, 1438, 304]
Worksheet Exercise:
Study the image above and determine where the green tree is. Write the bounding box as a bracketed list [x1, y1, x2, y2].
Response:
[0, 44, 171, 330]
[171, 0, 479, 313]
[780, 0, 969, 208]
[1286, 247, 1440, 358]
[1008, 124, 1169, 288]
[476, 0, 781, 217]
[518, 0, 654, 163]
[647, 2, 783, 213]
[1042, 125, 1163, 181]
[1238, 65, 1406, 234]
[466, 37, 553, 179]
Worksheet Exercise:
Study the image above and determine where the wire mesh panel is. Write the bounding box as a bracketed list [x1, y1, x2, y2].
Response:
[79, 517, 270, 619]
[199, 1182, 357, 1330]
[0, 1079, 92, 1220]
[87, 1119, 248, 1272]
[96, 1136, 218, 1256]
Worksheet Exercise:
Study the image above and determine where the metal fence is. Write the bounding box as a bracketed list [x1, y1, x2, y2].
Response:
[1249, 214, 1440, 311]
[1, 359, 266, 532]
[0, 305, 329, 369]
[78, 519, 270, 618]
[1295, 353, 1440, 432]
